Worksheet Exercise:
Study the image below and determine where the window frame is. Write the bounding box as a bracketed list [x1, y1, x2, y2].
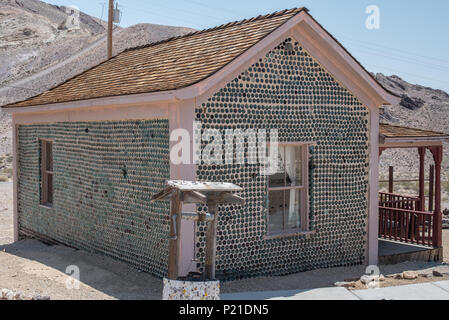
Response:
[266, 142, 312, 237]
[40, 139, 54, 207]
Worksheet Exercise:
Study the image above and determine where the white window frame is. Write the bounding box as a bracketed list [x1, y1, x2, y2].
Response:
[266, 142, 313, 237]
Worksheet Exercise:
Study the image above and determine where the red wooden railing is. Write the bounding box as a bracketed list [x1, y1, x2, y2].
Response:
[379, 192, 421, 211]
[379, 206, 434, 246]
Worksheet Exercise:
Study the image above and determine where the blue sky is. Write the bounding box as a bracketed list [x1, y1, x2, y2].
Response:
[45, 0, 449, 93]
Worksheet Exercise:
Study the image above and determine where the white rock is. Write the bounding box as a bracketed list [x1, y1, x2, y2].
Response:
[334, 281, 356, 288]
[402, 271, 418, 280]
[360, 275, 380, 284]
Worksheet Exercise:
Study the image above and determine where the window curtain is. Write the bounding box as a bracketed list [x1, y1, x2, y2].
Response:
[279, 146, 300, 228]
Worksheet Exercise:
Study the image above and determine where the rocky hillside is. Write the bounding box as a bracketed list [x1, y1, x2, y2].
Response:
[376, 74, 449, 180]
[0, 0, 194, 166]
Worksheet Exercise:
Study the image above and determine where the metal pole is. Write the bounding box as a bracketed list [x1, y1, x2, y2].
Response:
[107, 0, 113, 59]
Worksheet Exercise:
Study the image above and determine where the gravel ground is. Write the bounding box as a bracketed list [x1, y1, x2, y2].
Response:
[0, 181, 13, 245]
[1, 181, 449, 299]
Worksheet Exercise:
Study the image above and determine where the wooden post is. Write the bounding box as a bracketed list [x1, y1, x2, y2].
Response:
[434, 147, 442, 248]
[418, 147, 426, 212]
[167, 190, 182, 279]
[430, 146, 442, 248]
[204, 202, 217, 280]
[429, 164, 435, 212]
[388, 166, 394, 194]
[107, 0, 113, 59]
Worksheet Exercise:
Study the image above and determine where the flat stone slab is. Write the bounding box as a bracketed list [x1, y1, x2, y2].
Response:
[221, 287, 359, 300]
[352, 281, 449, 300]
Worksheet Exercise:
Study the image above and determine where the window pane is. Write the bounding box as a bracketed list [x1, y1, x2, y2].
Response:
[46, 141, 53, 171]
[285, 189, 301, 229]
[284, 145, 302, 186]
[268, 145, 285, 188]
[268, 190, 284, 233]
[47, 173, 53, 204]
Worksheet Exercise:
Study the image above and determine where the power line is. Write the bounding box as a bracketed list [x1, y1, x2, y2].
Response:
[363, 63, 449, 87]
[133, 0, 224, 24]
[180, 0, 242, 16]
[336, 34, 449, 66]
[345, 45, 449, 74]
[120, 4, 208, 28]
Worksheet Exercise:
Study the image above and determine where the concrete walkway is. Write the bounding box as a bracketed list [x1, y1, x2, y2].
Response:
[221, 280, 449, 300]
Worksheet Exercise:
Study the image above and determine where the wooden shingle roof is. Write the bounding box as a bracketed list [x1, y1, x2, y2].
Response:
[4, 8, 307, 108]
[380, 123, 449, 139]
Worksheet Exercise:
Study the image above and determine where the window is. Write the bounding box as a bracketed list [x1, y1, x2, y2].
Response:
[267, 144, 309, 235]
[40, 139, 53, 206]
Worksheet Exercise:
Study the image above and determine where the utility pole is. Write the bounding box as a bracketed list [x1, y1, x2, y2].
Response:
[107, 0, 113, 59]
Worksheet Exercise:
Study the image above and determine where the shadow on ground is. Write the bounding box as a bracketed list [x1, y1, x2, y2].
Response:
[0, 239, 162, 300]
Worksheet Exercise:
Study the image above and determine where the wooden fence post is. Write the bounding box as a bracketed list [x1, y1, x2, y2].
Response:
[430, 146, 442, 248]
[429, 164, 435, 212]
[418, 147, 426, 212]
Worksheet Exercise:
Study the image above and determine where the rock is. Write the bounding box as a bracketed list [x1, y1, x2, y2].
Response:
[360, 275, 381, 284]
[419, 273, 432, 278]
[334, 281, 356, 288]
[400, 95, 425, 110]
[0, 288, 38, 300]
[32, 295, 50, 300]
[402, 271, 418, 280]
[432, 270, 444, 277]
[379, 274, 386, 282]
[394, 273, 403, 279]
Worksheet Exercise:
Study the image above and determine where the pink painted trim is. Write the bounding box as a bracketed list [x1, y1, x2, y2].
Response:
[368, 108, 380, 265]
[12, 119, 18, 242]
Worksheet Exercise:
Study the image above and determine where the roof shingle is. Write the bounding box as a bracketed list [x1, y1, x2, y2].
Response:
[380, 123, 449, 139]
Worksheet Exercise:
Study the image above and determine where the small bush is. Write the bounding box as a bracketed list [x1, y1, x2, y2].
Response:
[0, 175, 8, 182]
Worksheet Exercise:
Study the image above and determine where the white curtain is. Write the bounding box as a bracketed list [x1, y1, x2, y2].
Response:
[279, 146, 300, 228]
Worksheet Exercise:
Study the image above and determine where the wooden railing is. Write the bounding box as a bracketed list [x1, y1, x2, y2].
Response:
[379, 192, 421, 212]
[379, 206, 434, 246]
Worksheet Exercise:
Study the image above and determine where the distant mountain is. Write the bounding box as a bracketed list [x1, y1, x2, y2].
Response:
[0, 0, 195, 155]
[375, 74, 449, 178]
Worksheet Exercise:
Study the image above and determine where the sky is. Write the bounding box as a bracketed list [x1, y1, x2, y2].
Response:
[44, 0, 449, 93]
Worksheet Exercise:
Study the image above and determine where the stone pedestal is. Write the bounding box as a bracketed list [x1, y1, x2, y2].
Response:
[162, 278, 220, 300]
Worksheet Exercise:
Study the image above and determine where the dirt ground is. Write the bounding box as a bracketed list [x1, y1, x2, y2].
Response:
[1, 181, 449, 299]
[0, 182, 13, 245]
